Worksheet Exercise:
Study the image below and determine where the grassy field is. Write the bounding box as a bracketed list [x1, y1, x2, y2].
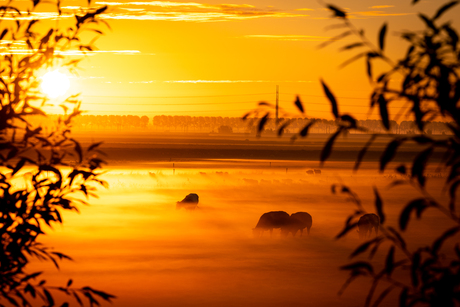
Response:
[27, 131, 455, 307]
[73, 131, 441, 164]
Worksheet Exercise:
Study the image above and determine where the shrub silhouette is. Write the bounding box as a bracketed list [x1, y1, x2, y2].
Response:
[247, 0, 460, 306]
[0, 0, 114, 306]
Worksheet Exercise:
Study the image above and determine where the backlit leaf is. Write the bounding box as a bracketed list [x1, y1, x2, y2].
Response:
[350, 237, 382, 258]
[378, 23, 387, 51]
[277, 120, 291, 137]
[294, 96, 304, 114]
[378, 95, 390, 130]
[396, 165, 406, 174]
[340, 42, 364, 51]
[431, 226, 460, 255]
[433, 1, 459, 20]
[317, 31, 352, 49]
[320, 128, 343, 164]
[399, 199, 432, 230]
[257, 113, 270, 137]
[299, 121, 315, 137]
[373, 187, 385, 224]
[326, 4, 347, 18]
[336, 221, 358, 239]
[419, 14, 437, 32]
[354, 134, 377, 171]
[321, 79, 339, 118]
[340, 261, 374, 275]
[385, 246, 395, 275]
[380, 139, 405, 172]
[411, 147, 433, 187]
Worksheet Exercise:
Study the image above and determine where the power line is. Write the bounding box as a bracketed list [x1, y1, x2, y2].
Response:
[81, 92, 273, 99]
[80, 100, 261, 106]
[76, 99, 407, 109]
[284, 93, 369, 100]
[278, 99, 409, 109]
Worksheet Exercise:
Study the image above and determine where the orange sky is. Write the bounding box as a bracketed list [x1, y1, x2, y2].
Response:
[3, 0, 457, 119]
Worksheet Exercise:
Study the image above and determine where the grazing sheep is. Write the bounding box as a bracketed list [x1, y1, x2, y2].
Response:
[281, 212, 313, 237]
[253, 211, 290, 237]
[176, 193, 199, 210]
[357, 213, 380, 238]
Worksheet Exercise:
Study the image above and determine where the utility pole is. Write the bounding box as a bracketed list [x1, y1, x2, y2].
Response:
[276, 85, 279, 123]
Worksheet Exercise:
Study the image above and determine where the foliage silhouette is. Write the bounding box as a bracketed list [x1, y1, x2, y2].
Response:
[0, 0, 114, 306]
[247, 0, 460, 306]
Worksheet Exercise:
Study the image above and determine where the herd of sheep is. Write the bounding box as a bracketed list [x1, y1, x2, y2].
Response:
[176, 193, 380, 238]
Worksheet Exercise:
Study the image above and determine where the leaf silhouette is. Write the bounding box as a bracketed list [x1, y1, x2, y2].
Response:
[366, 56, 372, 80]
[340, 42, 365, 51]
[326, 4, 347, 18]
[354, 134, 377, 171]
[299, 121, 315, 137]
[69, 138, 83, 164]
[380, 139, 405, 172]
[0, 29, 7, 40]
[378, 95, 390, 130]
[378, 23, 387, 51]
[12, 158, 26, 175]
[384, 246, 395, 275]
[412, 135, 433, 144]
[350, 237, 382, 258]
[340, 114, 357, 128]
[399, 199, 433, 231]
[339, 52, 366, 69]
[443, 24, 459, 50]
[449, 179, 460, 213]
[399, 288, 408, 306]
[317, 30, 352, 49]
[336, 221, 358, 239]
[433, 1, 459, 20]
[396, 165, 406, 174]
[411, 252, 420, 287]
[87, 141, 103, 152]
[431, 226, 460, 255]
[257, 113, 270, 137]
[320, 128, 343, 164]
[277, 120, 292, 137]
[419, 14, 438, 32]
[242, 112, 251, 121]
[321, 79, 339, 118]
[340, 261, 374, 275]
[258, 101, 272, 107]
[372, 286, 396, 307]
[43, 289, 54, 306]
[294, 96, 304, 114]
[411, 146, 433, 187]
[387, 226, 407, 251]
[373, 187, 385, 224]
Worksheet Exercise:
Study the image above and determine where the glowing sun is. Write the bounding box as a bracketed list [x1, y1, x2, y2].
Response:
[40, 70, 70, 99]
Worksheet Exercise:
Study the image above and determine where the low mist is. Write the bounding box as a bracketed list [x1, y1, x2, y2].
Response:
[31, 160, 453, 307]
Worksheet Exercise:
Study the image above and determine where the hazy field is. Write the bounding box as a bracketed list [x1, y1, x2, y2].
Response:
[28, 132, 456, 307]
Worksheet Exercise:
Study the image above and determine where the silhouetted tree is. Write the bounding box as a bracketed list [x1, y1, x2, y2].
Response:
[0, 0, 115, 306]
[248, 1, 460, 306]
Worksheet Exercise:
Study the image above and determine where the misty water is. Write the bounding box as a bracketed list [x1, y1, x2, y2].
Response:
[31, 159, 454, 307]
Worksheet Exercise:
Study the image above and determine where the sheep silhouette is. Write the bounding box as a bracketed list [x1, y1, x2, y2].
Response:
[253, 211, 290, 237]
[281, 212, 313, 237]
[176, 193, 199, 211]
[357, 213, 380, 238]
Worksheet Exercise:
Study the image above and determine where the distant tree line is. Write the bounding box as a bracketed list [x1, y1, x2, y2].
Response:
[26, 114, 452, 135]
